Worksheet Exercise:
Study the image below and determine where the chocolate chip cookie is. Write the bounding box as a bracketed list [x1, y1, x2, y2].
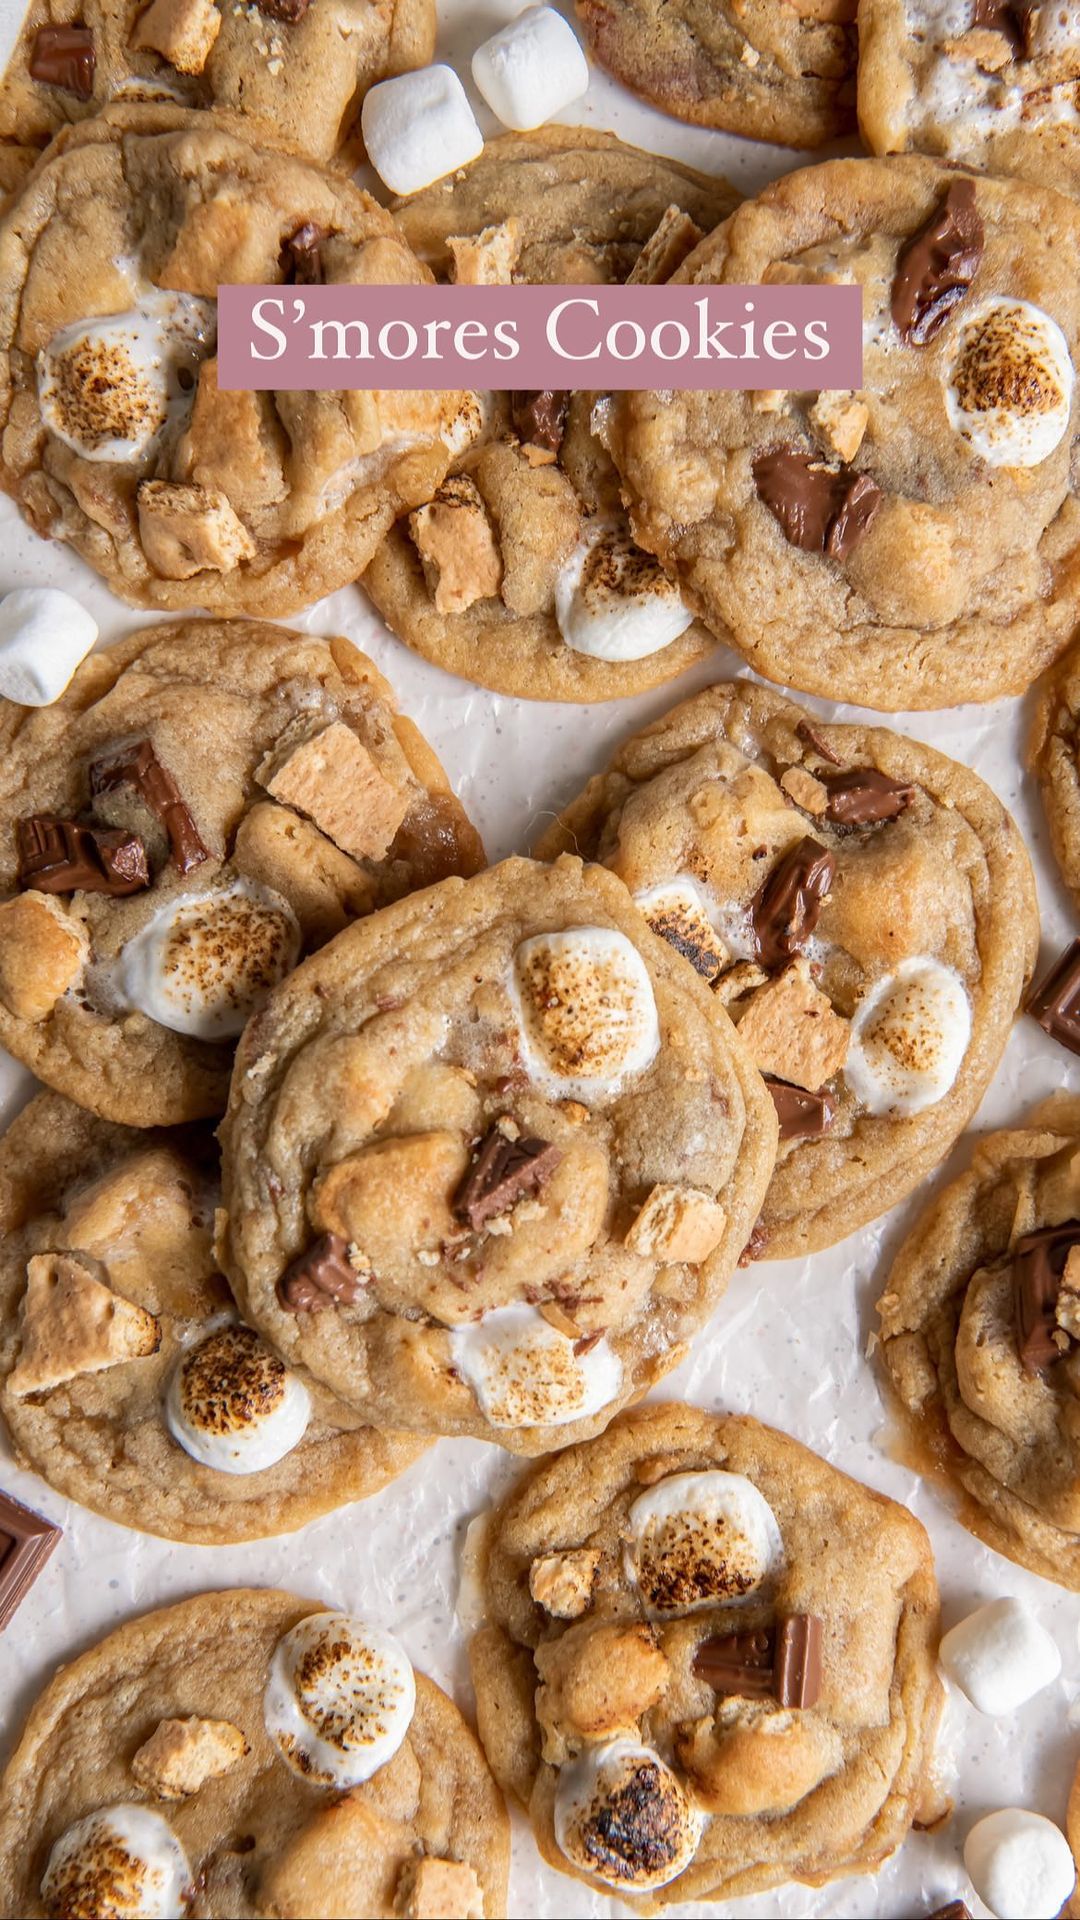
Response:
[0, 1588, 509, 1918]
[537, 681, 1037, 1258]
[0, 104, 477, 615]
[575, 0, 857, 148]
[858, 0, 1080, 194]
[219, 855, 778, 1453]
[468, 1401, 942, 1909]
[1030, 633, 1080, 912]
[878, 1094, 1080, 1589]
[0, 618, 483, 1126]
[607, 156, 1080, 709]
[0, 1092, 426, 1543]
[1, 0, 433, 167]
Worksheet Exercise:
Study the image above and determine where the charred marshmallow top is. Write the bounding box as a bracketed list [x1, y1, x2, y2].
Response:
[115, 879, 300, 1040]
[449, 1304, 622, 1429]
[265, 1612, 416, 1788]
[554, 525, 694, 662]
[41, 1805, 191, 1920]
[625, 1470, 784, 1613]
[38, 293, 214, 465]
[945, 297, 1074, 468]
[510, 927, 660, 1101]
[845, 955, 971, 1116]
[165, 1323, 311, 1474]
[554, 1738, 705, 1893]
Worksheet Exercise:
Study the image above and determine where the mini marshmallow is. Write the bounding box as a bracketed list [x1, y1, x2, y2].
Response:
[844, 955, 971, 1117]
[554, 525, 694, 662]
[115, 879, 300, 1040]
[946, 297, 1074, 468]
[265, 1612, 415, 1787]
[361, 66, 483, 196]
[0, 588, 98, 706]
[42, 1806, 191, 1920]
[964, 1808, 1076, 1920]
[510, 925, 660, 1102]
[449, 1304, 622, 1429]
[472, 6, 589, 132]
[165, 1324, 311, 1474]
[939, 1596, 1061, 1716]
[626, 1470, 784, 1615]
[555, 1738, 704, 1892]
[38, 291, 214, 464]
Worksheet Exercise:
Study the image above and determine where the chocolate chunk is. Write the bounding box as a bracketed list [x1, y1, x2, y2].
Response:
[0, 1489, 60, 1629]
[257, 0, 312, 18]
[694, 1613, 823, 1709]
[971, 0, 1028, 43]
[454, 1127, 561, 1231]
[738, 1220, 769, 1266]
[277, 1233, 363, 1312]
[90, 738, 208, 874]
[796, 718, 842, 766]
[1027, 939, 1080, 1056]
[891, 180, 984, 347]
[511, 391, 569, 456]
[1012, 1220, 1080, 1372]
[29, 23, 95, 97]
[765, 1077, 837, 1142]
[750, 835, 834, 970]
[16, 815, 149, 896]
[280, 222, 324, 285]
[753, 448, 882, 561]
[821, 767, 917, 826]
[928, 1904, 972, 1920]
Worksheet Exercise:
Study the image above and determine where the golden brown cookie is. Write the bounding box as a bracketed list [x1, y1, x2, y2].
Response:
[219, 855, 778, 1453]
[878, 1094, 1080, 1588]
[0, 619, 483, 1126]
[0, 1588, 509, 1918]
[0, 105, 477, 615]
[468, 1401, 942, 1910]
[607, 156, 1080, 709]
[1030, 634, 1080, 912]
[537, 681, 1037, 1258]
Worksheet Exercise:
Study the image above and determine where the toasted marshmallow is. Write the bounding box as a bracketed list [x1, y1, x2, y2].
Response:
[361, 66, 483, 196]
[844, 956, 970, 1117]
[945, 297, 1073, 468]
[510, 927, 660, 1102]
[472, 5, 589, 131]
[0, 588, 98, 706]
[115, 879, 300, 1040]
[554, 1738, 704, 1893]
[554, 525, 694, 662]
[165, 1323, 311, 1474]
[38, 292, 214, 464]
[939, 1596, 1061, 1716]
[626, 1470, 783, 1615]
[42, 1806, 191, 1920]
[634, 880, 728, 981]
[265, 1612, 415, 1787]
[964, 1808, 1076, 1920]
[449, 1304, 622, 1429]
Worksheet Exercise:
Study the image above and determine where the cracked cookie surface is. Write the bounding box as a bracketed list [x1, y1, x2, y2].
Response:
[1030, 632, 1080, 911]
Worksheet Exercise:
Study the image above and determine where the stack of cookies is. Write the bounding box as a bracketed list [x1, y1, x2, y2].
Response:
[0, 0, 1077, 1914]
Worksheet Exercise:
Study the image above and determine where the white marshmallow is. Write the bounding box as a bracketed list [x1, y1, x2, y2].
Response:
[265, 1612, 415, 1787]
[939, 1596, 1061, 1716]
[38, 291, 214, 464]
[472, 6, 589, 132]
[42, 1806, 191, 1919]
[946, 297, 1074, 468]
[510, 926, 660, 1102]
[0, 588, 98, 706]
[554, 525, 694, 662]
[115, 879, 300, 1040]
[449, 1304, 622, 1429]
[165, 1323, 311, 1475]
[634, 879, 728, 980]
[964, 1808, 1076, 1920]
[844, 955, 970, 1117]
[625, 1470, 784, 1615]
[361, 66, 483, 196]
[554, 1738, 704, 1893]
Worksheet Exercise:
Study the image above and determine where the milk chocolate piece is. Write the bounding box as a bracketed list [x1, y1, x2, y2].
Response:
[278, 1233, 362, 1311]
[511, 391, 569, 456]
[280, 222, 324, 285]
[0, 1489, 60, 1629]
[751, 836, 834, 969]
[1013, 1220, 1080, 1371]
[16, 815, 150, 896]
[928, 1903, 972, 1920]
[765, 1077, 837, 1142]
[29, 23, 95, 97]
[1027, 939, 1080, 1056]
[773, 1612, 823, 1707]
[821, 767, 916, 826]
[753, 448, 882, 560]
[90, 738, 208, 874]
[891, 180, 983, 346]
[694, 1613, 823, 1708]
[796, 718, 842, 766]
[971, 0, 1027, 42]
[454, 1127, 561, 1231]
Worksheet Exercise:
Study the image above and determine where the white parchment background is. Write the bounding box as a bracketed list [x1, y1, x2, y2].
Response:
[0, 2, 1076, 1913]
